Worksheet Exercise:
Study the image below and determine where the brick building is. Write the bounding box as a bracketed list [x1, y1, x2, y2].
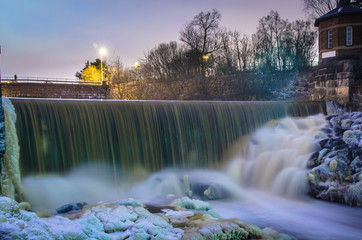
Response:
[315, 0, 362, 61]
[311, 0, 362, 110]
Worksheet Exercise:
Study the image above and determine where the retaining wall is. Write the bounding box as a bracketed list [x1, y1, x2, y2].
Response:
[311, 58, 362, 110]
[1, 82, 110, 99]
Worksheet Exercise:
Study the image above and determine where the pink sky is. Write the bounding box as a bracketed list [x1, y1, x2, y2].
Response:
[0, 0, 307, 79]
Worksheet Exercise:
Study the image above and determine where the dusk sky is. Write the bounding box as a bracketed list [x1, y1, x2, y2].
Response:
[1, 0, 307, 79]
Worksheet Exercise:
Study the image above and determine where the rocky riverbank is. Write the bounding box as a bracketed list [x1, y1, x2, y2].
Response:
[307, 112, 362, 206]
[0, 196, 296, 240]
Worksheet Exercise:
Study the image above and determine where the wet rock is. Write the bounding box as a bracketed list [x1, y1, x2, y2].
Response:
[181, 175, 234, 201]
[330, 116, 342, 128]
[343, 130, 361, 145]
[318, 148, 329, 162]
[19, 202, 31, 211]
[320, 138, 343, 149]
[307, 151, 319, 168]
[55, 202, 88, 214]
[325, 115, 337, 121]
[350, 157, 362, 173]
[307, 112, 362, 206]
[190, 182, 231, 200]
[321, 127, 333, 136]
[341, 119, 352, 129]
[352, 172, 362, 183]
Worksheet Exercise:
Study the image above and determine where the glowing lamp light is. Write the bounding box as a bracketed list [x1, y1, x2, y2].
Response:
[202, 54, 210, 60]
[99, 47, 107, 56]
[134, 61, 141, 68]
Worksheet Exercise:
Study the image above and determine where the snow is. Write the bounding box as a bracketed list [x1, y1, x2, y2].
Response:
[171, 197, 211, 211]
[162, 208, 194, 225]
[112, 198, 144, 207]
[0, 196, 184, 240]
[171, 197, 221, 219]
[1, 195, 268, 240]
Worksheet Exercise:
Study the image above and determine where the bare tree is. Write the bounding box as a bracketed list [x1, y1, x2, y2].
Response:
[180, 9, 223, 55]
[180, 9, 223, 95]
[250, 34, 260, 71]
[109, 57, 134, 99]
[218, 30, 235, 74]
[291, 20, 317, 70]
[233, 32, 252, 71]
[303, 0, 338, 18]
[141, 42, 194, 99]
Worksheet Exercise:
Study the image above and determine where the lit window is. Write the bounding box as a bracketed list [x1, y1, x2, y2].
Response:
[327, 30, 332, 49]
[346, 27, 353, 46]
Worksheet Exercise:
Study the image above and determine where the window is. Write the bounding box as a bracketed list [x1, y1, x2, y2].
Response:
[346, 27, 353, 46]
[327, 30, 332, 49]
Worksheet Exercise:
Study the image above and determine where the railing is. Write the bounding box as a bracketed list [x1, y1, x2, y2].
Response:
[0, 76, 104, 85]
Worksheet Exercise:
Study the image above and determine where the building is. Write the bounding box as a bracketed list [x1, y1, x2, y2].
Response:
[311, 0, 362, 110]
[315, 0, 362, 61]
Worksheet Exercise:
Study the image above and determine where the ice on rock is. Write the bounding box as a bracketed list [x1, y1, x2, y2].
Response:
[63, 204, 183, 240]
[40, 216, 90, 239]
[0, 197, 20, 220]
[76, 204, 138, 233]
[0, 197, 38, 224]
[0, 195, 296, 240]
[112, 198, 144, 207]
[0, 197, 185, 240]
[162, 208, 194, 226]
[133, 206, 171, 229]
[131, 207, 184, 239]
[170, 197, 221, 219]
[171, 197, 211, 211]
[1, 98, 22, 201]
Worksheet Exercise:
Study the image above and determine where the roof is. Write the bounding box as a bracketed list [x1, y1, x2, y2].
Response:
[315, 4, 362, 26]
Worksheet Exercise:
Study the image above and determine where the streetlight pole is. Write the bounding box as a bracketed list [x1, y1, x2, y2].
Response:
[100, 55, 103, 82]
[99, 47, 107, 83]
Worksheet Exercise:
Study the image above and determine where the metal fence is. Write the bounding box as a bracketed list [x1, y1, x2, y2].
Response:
[0, 76, 103, 85]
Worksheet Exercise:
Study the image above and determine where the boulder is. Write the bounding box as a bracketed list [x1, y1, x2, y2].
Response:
[307, 112, 362, 206]
[56, 202, 88, 214]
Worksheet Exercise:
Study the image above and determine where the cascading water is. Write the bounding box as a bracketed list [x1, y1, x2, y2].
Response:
[227, 115, 327, 198]
[8, 98, 325, 177]
[214, 114, 362, 240]
[2, 97, 361, 240]
[1, 97, 326, 208]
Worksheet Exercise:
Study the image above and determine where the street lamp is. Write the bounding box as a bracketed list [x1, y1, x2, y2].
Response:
[99, 47, 107, 83]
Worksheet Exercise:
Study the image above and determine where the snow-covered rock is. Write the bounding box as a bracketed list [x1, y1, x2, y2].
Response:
[307, 112, 362, 206]
[0, 196, 296, 240]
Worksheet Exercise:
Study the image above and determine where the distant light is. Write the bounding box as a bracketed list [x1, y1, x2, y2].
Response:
[134, 61, 141, 68]
[99, 47, 107, 56]
[202, 54, 209, 60]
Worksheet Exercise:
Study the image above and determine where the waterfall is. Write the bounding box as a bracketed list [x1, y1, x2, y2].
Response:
[227, 114, 327, 198]
[7, 98, 325, 178]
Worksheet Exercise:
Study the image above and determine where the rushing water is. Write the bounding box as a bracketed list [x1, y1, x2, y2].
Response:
[4, 98, 362, 239]
[227, 115, 327, 199]
[9, 98, 325, 176]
